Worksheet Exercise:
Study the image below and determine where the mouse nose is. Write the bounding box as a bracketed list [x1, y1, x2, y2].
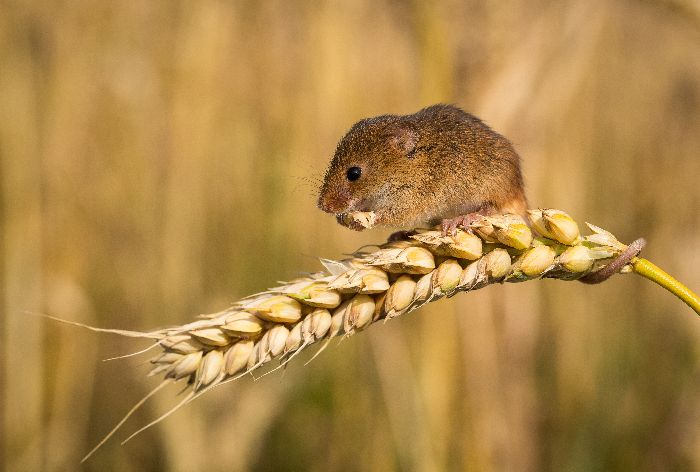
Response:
[318, 190, 349, 214]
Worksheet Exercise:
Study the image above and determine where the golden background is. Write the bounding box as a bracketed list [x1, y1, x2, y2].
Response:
[2, 1, 700, 470]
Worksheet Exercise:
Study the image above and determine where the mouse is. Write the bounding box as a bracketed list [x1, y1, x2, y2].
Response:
[317, 104, 528, 235]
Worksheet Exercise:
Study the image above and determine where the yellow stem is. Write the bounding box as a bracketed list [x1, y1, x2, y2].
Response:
[631, 257, 700, 317]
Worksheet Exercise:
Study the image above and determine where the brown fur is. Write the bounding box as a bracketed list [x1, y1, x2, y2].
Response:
[318, 104, 528, 230]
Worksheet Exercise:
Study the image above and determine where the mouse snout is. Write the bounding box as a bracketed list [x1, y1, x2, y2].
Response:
[317, 188, 352, 214]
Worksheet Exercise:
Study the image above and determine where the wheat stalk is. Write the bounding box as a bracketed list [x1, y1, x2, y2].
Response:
[74, 209, 699, 461]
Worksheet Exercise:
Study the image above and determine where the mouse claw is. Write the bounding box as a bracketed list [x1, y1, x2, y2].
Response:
[440, 219, 459, 236]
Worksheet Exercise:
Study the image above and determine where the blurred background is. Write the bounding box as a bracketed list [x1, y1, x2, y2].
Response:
[2, 0, 700, 470]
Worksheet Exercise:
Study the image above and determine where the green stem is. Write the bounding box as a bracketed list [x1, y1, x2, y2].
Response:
[632, 257, 700, 316]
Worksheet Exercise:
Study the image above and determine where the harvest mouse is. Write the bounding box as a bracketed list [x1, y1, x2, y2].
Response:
[317, 104, 528, 234]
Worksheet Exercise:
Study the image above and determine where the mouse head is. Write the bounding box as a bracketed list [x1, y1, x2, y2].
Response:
[318, 115, 420, 230]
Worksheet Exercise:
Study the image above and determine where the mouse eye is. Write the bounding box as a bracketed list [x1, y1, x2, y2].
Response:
[346, 166, 362, 181]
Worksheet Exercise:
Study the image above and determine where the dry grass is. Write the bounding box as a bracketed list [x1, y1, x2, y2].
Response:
[2, 1, 700, 470]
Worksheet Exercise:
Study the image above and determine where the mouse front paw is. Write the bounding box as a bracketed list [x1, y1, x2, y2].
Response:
[387, 230, 418, 242]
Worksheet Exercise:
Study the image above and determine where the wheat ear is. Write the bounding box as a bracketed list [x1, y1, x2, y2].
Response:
[73, 209, 698, 461]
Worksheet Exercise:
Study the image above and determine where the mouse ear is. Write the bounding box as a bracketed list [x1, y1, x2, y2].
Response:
[388, 126, 419, 158]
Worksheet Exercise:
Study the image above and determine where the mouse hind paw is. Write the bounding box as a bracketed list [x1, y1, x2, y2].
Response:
[440, 213, 484, 236]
